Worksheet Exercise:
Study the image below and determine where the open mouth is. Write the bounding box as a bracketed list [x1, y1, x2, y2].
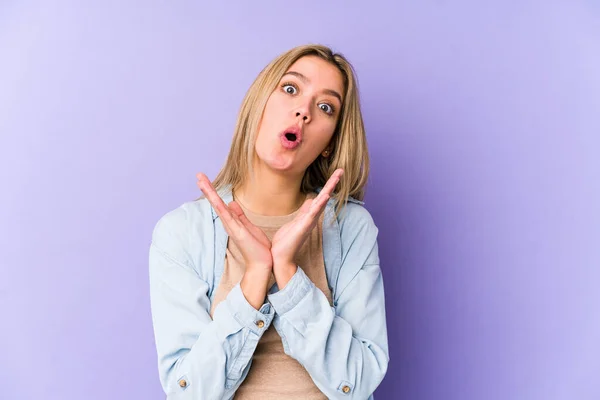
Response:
[280, 126, 302, 149]
[284, 133, 298, 142]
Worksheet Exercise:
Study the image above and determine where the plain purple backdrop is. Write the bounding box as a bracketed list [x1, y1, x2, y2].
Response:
[1, 1, 599, 399]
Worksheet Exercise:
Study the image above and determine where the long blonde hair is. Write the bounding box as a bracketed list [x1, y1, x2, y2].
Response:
[204, 44, 370, 219]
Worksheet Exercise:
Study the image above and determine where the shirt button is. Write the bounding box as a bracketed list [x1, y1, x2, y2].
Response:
[178, 379, 187, 388]
[255, 320, 265, 328]
[342, 385, 351, 393]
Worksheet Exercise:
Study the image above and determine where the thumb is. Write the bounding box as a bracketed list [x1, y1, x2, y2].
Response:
[229, 201, 271, 248]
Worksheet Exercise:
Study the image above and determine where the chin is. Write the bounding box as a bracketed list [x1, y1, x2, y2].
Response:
[264, 157, 296, 172]
[255, 150, 297, 173]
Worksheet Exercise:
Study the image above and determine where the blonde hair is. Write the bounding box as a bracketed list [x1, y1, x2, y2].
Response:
[203, 44, 370, 220]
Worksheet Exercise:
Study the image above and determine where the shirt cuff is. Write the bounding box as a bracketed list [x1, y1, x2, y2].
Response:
[225, 282, 274, 335]
[267, 266, 314, 315]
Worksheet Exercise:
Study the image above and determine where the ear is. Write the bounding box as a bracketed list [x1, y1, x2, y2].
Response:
[321, 147, 332, 158]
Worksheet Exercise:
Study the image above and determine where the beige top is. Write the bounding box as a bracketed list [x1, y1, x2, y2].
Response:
[209, 191, 332, 399]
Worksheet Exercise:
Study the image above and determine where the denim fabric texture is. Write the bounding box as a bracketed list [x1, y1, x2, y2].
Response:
[149, 185, 389, 399]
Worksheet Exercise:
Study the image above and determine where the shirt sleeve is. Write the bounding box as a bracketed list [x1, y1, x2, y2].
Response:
[149, 209, 274, 399]
[266, 208, 389, 399]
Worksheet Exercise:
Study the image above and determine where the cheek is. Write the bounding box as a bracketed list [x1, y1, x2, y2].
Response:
[306, 124, 336, 155]
[257, 104, 270, 135]
[319, 119, 338, 142]
[263, 93, 286, 119]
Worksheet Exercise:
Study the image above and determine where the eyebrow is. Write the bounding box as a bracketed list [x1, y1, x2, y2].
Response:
[282, 71, 343, 104]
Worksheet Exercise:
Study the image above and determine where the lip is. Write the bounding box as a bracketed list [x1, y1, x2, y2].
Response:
[279, 124, 303, 144]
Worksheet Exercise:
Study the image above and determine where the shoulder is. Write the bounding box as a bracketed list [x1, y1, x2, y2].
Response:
[152, 198, 212, 241]
[316, 186, 373, 229]
[336, 199, 378, 236]
[151, 198, 213, 267]
[332, 199, 380, 265]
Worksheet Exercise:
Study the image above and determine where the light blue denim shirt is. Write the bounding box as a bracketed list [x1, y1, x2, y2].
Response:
[149, 185, 389, 399]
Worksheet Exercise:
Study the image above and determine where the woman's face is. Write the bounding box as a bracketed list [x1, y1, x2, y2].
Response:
[254, 55, 344, 176]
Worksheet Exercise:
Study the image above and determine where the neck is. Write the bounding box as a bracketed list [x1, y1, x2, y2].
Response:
[234, 162, 306, 216]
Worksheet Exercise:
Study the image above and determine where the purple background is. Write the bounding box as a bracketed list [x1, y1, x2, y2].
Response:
[1, 1, 599, 399]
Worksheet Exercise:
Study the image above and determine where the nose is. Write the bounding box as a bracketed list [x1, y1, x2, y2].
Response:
[295, 104, 311, 124]
[296, 111, 308, 120]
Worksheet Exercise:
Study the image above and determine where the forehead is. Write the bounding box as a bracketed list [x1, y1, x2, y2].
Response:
[285, 56, 344, 94]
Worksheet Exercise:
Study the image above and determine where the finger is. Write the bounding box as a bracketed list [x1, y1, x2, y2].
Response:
[290, 207, 321, 240]
[291, 197, 326, 233]
[310, 182, 335, 213]
[196, 179, 232, 223]
[314, 168, 344, 205]
[196, 174, 240, 232]
[275, 198, 311, 238]
[228, 200, 245, 218]
[298, 198, 313, 214]
[322, 168, 344, 195]
[229, 201, 271, 248]
[308, 192, 330, 217]
[196, 173, 229, 216]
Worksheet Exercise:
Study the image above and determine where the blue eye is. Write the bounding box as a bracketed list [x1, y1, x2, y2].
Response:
[319, 103, 334, 115]
[282, 84, 298, 95]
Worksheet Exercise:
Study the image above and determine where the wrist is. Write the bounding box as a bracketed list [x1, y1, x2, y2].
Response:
[273, 261, 297, 290]
[245, 261, 273, 275]
[240, 269, 271, 310]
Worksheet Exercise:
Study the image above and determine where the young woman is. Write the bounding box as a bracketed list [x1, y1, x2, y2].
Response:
[149, 44, 389, 399]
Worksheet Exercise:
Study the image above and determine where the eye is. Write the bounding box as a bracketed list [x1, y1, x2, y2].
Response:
[319, 103, 335, 115]
[282, 83, 298, 95]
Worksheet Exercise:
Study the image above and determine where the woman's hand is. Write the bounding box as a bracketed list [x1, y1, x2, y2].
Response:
[270, 169, 344, 287]
[196, 173, 274, 309]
